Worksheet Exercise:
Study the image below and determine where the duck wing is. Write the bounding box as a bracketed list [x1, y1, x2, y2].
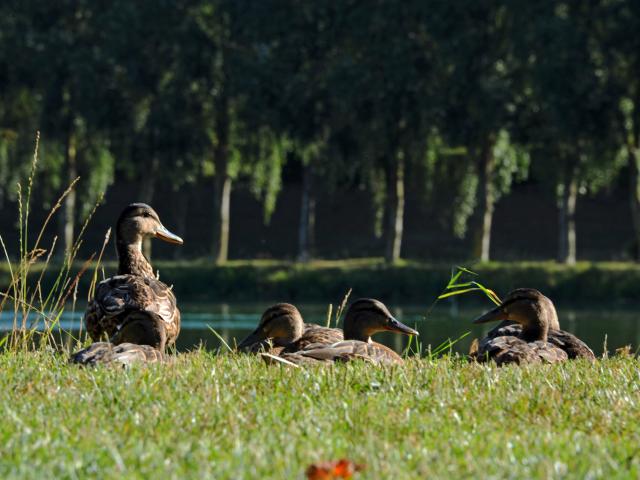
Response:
[84, 274, 180, 347]
[283, 324, 344, 352]
[546, 330, 596, 360]
[281, 340, 403, 366]
[485, 322, 595, 360]
[70, 342, 164, 366]
[473, 335, 568, 366]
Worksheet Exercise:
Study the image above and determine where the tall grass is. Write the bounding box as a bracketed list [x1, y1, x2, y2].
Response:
[399, 266, 500, 359]
[0, 133, 104, 352]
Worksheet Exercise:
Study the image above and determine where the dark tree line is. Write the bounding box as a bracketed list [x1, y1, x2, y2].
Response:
[1, 0, 638, 264]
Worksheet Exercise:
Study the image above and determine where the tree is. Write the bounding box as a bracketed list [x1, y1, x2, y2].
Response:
[188, 0, 294, 263]
[594, 0, 640, 259]
[324, 1, 441, 263]
[0, 5, 42, 211]
[5, 1, 115, 256]
[432, 0, 530, 262]
[521, 0, 620, 264]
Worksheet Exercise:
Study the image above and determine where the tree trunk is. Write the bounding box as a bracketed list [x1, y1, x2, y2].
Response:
[213, 174, 231, 264]
[212, 90, 231, 264]
[297, 162, 316, 262]
[474, 134, 496, 262]
[557, 163, 579, 265]
[58, 123, 77, 258]
[628, 147, 640, 260]
[384, 154, 405, 264]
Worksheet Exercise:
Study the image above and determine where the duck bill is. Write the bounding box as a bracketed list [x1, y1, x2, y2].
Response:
[473, 306, 508, 324]
[237, 329, 265, 350]
[155, 225, 183, 245]
[386, 317, 419, 336]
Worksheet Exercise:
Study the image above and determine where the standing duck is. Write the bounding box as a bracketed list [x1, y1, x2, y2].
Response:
[237, 303, 343, 355]
[72, 203, 182, 365]
[264, 298, 419, 366]
[470, 288, 595, 365]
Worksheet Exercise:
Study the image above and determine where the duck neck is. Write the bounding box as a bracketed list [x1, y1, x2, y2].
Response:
[520, 322, 548, 342]
[117, 238, 154, 277]
[343, 316, 372, 342]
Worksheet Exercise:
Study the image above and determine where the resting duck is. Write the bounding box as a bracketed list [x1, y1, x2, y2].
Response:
[73, 203, 182, 365]
[264, 298, 418, 366]
[237, 303, 343, 355]
[470, 288, 595, 365]
[70, 342, 165, 366]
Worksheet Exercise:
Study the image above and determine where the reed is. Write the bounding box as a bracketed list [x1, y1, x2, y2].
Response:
[0, 134, 104, 352]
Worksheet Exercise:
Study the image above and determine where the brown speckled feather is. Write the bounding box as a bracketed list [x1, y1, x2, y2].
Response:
[487, 323, 595, 360]
[284, 324, 343, 352]
[280, 340, 404, 366]
[242, 324, 343, 355]
[472, 335, 568, 365]
[84, 274, 180, 347]
[70, 342, 165, 366]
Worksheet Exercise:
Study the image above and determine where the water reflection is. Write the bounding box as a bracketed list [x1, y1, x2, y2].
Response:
[2, 303, 639, 356]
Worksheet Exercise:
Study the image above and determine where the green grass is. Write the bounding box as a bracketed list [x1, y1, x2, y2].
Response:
[1, 352, 639, 479]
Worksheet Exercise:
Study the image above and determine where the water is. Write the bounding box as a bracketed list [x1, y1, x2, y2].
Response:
[2, 304, 639, 355]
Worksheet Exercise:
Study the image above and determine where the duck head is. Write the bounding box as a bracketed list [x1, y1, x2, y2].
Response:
[238, 303, 305, 351]
[116, 203, 183, 248]
[343, 298, 418, 342]
[473, 288, 559, 342]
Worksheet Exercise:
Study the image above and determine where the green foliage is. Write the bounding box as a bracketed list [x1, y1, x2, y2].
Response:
[1, 0, 639, 260]
[492, 130, 531, 199]
[437, 266, 501, 305]
[249, 130, 290, 223]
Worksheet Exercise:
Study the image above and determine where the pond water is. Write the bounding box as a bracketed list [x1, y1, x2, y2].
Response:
[2, 303, 640, 356]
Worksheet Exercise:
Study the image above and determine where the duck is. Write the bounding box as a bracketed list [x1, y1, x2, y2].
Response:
[470, 288, 595, 365]
[263, 298, 419, 366]
[237, 303, 343, 355]
[70, 328, 166, 366]
[71, 308, 168, 366]
[74, 203, 183, 364]
[70, 343, 165, 366]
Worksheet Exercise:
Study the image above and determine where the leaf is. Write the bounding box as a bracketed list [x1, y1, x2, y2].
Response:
[306, 459, 365, 480]
[470, 282, 502, 305]
[437, 288, 483, 300]
[207, 325, 233, 353]
[455, 265, 478, 276]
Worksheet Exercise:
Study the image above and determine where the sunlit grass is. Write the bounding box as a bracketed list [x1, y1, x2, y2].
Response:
[0, 352, 638, 479]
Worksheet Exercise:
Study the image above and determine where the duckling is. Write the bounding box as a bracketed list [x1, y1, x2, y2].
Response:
[80, 203, 182, 359]
[237, 303, 343, 355]
[71, 314, 166, 366]
[265, 298, 419, 366]
[470, 288, 595, 365]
